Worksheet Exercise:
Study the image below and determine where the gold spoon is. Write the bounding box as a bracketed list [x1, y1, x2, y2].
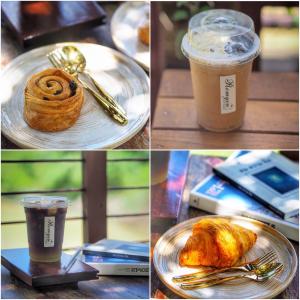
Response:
[61, 46, 126, 115]
[180, 262, 283, 290]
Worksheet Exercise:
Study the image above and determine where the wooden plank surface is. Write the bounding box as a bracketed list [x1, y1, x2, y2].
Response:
[152, 130, 299, 149]
[153, 98, 299, 133]
[159, 70, 299, 101]
[151, 155, 299, 299]
[153, 69, 299, 149]
[2, 266, 149, 299]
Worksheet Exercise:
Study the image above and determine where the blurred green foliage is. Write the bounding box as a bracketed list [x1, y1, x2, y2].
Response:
[1, 151, 149, 249]
[2, 163, 82, 194]
[107, 151, 149, 159]
[191, 150, 233, 157]
[164, 1, 212, 61]
[108, 161, 149, 187]
[1, 151, 81, 160]
[171, 1, 211, 22]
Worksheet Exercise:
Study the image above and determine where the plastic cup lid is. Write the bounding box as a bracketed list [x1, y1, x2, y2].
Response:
[21, 196, 68, 208]
[181, 9, 260, 66]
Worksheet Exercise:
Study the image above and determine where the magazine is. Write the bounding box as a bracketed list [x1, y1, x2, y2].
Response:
[213, 150, 299, 219]
[82, 239, 149, 261]
[81, 255, 149, 276]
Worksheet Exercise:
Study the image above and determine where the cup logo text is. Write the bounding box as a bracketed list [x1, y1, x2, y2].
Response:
[44, 216, 55, 247]
[220, 75, 236, 114]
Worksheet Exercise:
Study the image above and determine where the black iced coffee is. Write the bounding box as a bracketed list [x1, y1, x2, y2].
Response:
[22, 196, 68, 262]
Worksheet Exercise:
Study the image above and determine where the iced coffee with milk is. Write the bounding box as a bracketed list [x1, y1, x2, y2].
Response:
[182, 9, 260, 132]
[21, 196, 68, 262]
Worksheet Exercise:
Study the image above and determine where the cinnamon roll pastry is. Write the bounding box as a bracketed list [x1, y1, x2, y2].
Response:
[138, 20, 150, 45]
[179, 218, 257, 268]
[24, 68, 84, 132]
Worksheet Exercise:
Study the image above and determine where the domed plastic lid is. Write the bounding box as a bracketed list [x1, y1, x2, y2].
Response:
[182, 9, 260, 66]
[21, 196, 68, 208]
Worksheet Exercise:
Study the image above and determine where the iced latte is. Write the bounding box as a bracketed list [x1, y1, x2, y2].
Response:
[182, 9, 260, 132]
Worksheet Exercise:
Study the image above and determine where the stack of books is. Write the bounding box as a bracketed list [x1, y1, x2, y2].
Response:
[189, 150, 299, 241]
[81, 239, 149, 276]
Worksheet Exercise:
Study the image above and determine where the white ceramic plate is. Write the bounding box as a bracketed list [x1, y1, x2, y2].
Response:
[1, 42, 149, 149]
[153, 215, 298, 299]
[111, 1, 150, 70]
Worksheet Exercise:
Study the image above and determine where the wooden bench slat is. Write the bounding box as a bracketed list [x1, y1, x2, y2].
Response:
[153, 98, 299, 133]
[151, 130, 299, 149]
[159, 70, 299, 101]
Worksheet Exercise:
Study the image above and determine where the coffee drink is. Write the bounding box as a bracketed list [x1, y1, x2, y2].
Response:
[182, 9, 260, 132]
[22, 196, 68, 262]
[151, 151, 170, 185]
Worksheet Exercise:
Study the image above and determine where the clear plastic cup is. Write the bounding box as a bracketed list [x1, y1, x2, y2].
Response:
[182, 9, 260, 132]
[21, 196, 68, 262]
[151, 151, 170, 185]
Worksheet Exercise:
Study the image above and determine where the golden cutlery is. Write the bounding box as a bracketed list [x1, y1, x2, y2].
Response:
[180, 262, 283, 290]
[47, 50, 128, 125]
[60, 45, 126, 115]
[173, 250, 277, 283]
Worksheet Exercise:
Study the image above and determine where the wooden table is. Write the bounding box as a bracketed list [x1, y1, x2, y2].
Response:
[151, 154, 299, 299]
[1, 266, 149, 299]
[1, 3, 149, 150]
[152, 70, 299, 149]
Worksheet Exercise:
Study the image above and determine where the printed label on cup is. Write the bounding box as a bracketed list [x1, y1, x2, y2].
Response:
[220, 75, 236, 114]
[44, 216, 55, 247]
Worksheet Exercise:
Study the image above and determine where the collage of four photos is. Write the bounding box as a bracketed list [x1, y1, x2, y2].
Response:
[0, 0, 299, 299]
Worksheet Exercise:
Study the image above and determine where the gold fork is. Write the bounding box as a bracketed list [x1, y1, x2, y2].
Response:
[180, 262, 283, 290]
[173, 250, 277, 283]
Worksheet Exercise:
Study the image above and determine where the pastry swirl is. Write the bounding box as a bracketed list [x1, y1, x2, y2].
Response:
[24, 68, 84, 132]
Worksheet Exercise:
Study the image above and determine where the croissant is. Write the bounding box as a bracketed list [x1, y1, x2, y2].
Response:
[179, 218, 257, 268]
[24, 68, 84, 132]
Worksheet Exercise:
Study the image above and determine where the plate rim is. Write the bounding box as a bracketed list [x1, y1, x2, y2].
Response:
[1, 42, 150, 149]
[111, 1, 150, 71]
[153, 215, 298, 299]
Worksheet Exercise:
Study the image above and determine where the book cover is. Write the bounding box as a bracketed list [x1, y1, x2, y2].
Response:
[213, 151, 299, 219]
[82, 239, 149, 261]
[190, 174, 299, 241]
[81, 255, 149, 276]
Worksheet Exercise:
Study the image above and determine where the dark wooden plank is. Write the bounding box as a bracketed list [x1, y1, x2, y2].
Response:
[158, 70, 299, 101]
[153, 98, 299, 133]
[1, 1, 106, 47]
[2, 265, 149, 299]
[1, 265, 91, 299]
[151, 130, 299, 149]
[1, 248, 98, 287]
[82, 152, 107, 243]
[151, 155, 299, 299]
[151, 151, 189, 232]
